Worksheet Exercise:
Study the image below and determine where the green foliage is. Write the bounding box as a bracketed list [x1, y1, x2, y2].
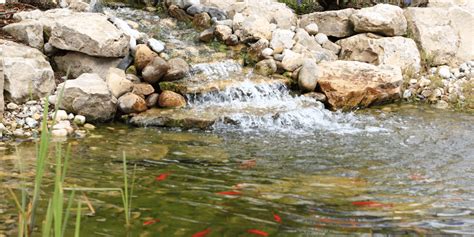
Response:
[277, 0, 323, 14]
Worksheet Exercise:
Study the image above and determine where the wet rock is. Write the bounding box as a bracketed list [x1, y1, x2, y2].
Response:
[3, 20, 44, 49]
[146, 93, 159, 107]
[117, 54, 134, 70]
[147, 38, 165, 54]
[53, 120, 73, 134]
[106, 68, 133, 98]
[318, 61, 403, 110]
[83, 123, 96, 130]
[350, 4, 407, 36]
[298, 59, 318, 92]
[142, 56, 170, 84]
[281, 49, 304, 72]
[299, 9, 356, 38]
[163, 58, 190, 81]
[225, 34, 239, 46]
[255, 58, 277, 76]
[192, 12, 211, 30]
[118, 92, 148, 114]
[1, 40, 55, 104]
[54, 52, 122, 79]
[303, 92, 327, 102]
[305, 23, 319, 35]
[49, 13, 130, 57]
[215, 25, 232, 41]
[434, 100, 449, 109]
[134, 44, 158, 71]
[270, 29, 295, 54]
[158, 90, 186, 108]
[132, 83, 155, 97]
[199, 28, 215, 43]
[130, 108, 216, 129]
[55, 73, 117, 121]
[337, 33, 421, 72]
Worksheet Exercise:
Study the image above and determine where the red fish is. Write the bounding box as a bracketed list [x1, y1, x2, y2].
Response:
[351, 201, 393, 208]
[240, 159, 257, 169]
[247, 229, 269, 236]
[273, 213, 282, 223]
[155, 173, 170, 181]
[143, 218, 160, 226]
[217, 190, 242, 196]
[192, 228, 211, 237]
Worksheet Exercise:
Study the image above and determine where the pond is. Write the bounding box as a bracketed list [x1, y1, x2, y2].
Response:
[1, 104, 473, 236]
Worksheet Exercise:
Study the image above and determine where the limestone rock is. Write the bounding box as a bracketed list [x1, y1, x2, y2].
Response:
[147, 38, 165, 54]
[298, 59, 318, 92]
[54, 52, 122, 79]
[14, 9, 73, 35]
[132, 83, 155, 97]
[163, 58, 190, 81]
[134, 44, 158, 71]
[281, 49, 304, 72]
[233, 13, 272, 42]
[166, 0, 200, 9]
[106, 68, 133, 98]
[305, 23, 319, 35]
[118, 92, 148, 114]
[404, 7, 459, 66]
[215, 25, 233, 41]
[158, 90, 186, 108]
[49, 13, 130, 57]
[448, 6, 474, 66]
[350, 4, 407, 36]
[192, 12, 211, 30]
[1, 40, 55, 104]
[0, 57, 4, 118]
[337, 33, 421, 72]
[317, 61, 403, 110]
[3, 20, 44, 49]
[299, 9, 356, 38]
[55, 73, 117, 121]
[270, 29, 295, 54]
[255, 58, 277, 76]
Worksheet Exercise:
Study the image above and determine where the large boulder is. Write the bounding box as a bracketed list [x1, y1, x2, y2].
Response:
[13, 9, 73, 35]
[49, 13, 130, 57]
[3, 20, 44, 49]
[106, 68, 133, 98]
[448, 7, 474, 66]
[54, 52, 122, 79]
[350, 4, 407, 36]
[233, 13, 273, 42]
[1, 40, 55, 104]
[404, 7, 459, 66]
[317, 61, 403, 110]
[299, 9, 356, 38]
[55, 73, 117, 121]
[337, 33, 421, 72]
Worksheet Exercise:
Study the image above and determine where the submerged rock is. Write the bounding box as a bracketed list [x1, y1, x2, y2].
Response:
[55, 73, 117, 121]
[317, 61, 403, 110]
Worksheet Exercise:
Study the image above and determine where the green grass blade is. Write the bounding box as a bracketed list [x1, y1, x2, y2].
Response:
[128, 164, 137, 218]
[122, 152, 130, 226]
[61, 189, 76, 237]
[42, 200, 53, 237]
[74, 201, 82, 237]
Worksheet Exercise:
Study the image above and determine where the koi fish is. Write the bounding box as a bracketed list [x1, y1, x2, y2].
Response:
[247, 229, 269, 236]
[155, 173, 170, 181]
[351, 201, 393, 208]
[217, 190, 242, 196]
[143, 218, 160, 226]
[273, 213, 282, 223]
[192, 228, 211, 237]
[240, 159, 256, 169]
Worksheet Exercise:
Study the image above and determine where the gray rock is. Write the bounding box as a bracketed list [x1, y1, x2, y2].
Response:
[298, 59, 318, 92]
[350, 4, 407, 36]
[1, 40, 55, 104]
[142, 56, 170, 84]
[207, 7, 227, 20]
[146, 93, 160, 107]
[147, 38, 165, 53]
[55, 73, 117, 121]
[163, 58, 190, 81]
[49, 13, 130, 57]
[186, 4, 206, 15]
[54, 52, 122, 79]
[299, 9, 356, 38]
[255, 58, 277, 76]
[3, 20, 44, 49]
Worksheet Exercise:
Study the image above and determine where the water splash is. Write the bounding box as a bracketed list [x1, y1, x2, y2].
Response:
[191, 60, 243, 80]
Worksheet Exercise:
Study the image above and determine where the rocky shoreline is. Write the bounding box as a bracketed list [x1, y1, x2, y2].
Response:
[0, 0, 473, 140]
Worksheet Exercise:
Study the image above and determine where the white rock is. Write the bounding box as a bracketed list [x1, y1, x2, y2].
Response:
[55, 110, 69, 121]
[73, 115, 86, 125]
[261, 48, 274, 58]
[281, 49, 304, 72]
[438, 66, 452, 79]
[3, 20, 44, 49]
[68, 113, 75, 120]
[314, 33, 328, 45]
[25, 117, 38, 128]
[147, 38, 165, 53]
[305, 23, 319, 35]
[106, 68, 133, 98]
[270, 29, 295, 54]
[299, 9, 356, 38]
[7, 102, 19, 110]
[52, 129, 68, 137]
[350, 4, 407, 36]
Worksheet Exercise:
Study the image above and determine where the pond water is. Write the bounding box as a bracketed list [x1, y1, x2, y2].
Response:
[1, 104, 473, 236]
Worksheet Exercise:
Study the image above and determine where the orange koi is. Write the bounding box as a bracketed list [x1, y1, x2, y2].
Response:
[247, 229, 269, 236]
[192, 228, 211, 237]
[351, 201, 393, 208]
[217, 190, 242, 196]
[273, 213, 282, 223]
[143, 218, 160, 226]
[155, 173, 170, 181]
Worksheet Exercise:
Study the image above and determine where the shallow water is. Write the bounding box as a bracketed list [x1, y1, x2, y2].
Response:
[1, 104, 473, 236]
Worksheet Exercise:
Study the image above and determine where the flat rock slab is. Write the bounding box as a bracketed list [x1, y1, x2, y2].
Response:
[130, 108, 219, 129]
[159, 74, 292, 95]
[49, 13, 130, 57]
